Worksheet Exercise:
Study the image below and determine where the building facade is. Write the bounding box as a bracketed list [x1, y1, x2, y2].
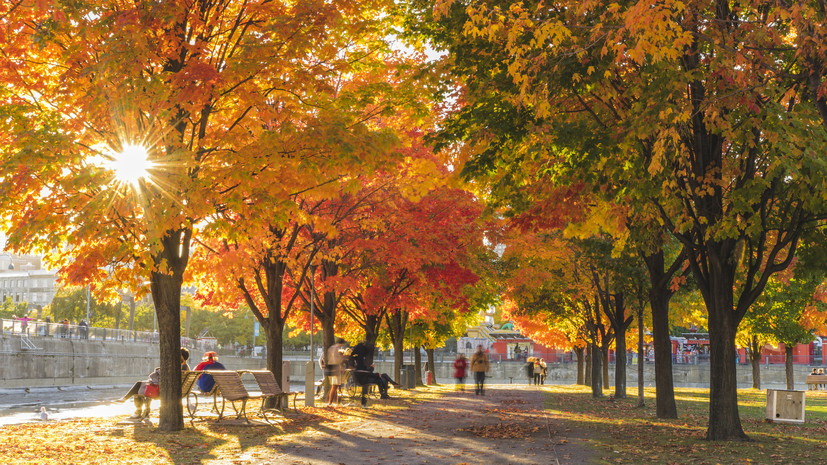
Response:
[0, 254, 57, 309]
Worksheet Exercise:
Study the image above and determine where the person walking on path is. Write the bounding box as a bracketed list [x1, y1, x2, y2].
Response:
[453, 353, 468, 391]
[525, 357, 535, 385]
[323, 338, 347, 405]
[470, 345, 489, 395]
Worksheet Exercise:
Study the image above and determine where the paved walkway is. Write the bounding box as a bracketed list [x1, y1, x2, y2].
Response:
[268, 385, 592, 465]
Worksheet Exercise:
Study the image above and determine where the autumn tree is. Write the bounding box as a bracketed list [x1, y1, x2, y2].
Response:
[410, 0, 827, 440]
[0, 0, 397, 431]
[747, 262, 827, 390]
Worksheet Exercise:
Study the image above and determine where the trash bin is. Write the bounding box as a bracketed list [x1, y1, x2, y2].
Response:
[400, 365, 415, 389]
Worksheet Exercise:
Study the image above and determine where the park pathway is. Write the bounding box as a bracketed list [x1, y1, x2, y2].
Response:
[261, 385, 593, 465]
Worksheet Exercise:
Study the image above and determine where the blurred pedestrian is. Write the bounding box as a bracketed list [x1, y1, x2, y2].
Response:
[525, 357, 535, 385]
[470, 345, 490, 396]
[453, 353, 468, 391]
[324, 338, 347, 405]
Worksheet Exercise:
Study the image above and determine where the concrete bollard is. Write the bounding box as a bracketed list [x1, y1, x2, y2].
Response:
[304, 361, 315, 407]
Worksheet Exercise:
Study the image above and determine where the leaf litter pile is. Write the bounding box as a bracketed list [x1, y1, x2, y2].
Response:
[459, 397, 551, 439]
[460, 422, 546, 439]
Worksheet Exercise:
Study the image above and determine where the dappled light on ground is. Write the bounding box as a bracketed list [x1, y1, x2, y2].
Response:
[0, 384, 590, 464]
[544, 385, 827, 465]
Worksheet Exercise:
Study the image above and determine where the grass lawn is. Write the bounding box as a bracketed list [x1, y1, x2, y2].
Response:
[544, 384, 827, 465]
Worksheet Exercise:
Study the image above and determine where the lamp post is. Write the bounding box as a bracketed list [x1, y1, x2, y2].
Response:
[305, 264, 318, 407]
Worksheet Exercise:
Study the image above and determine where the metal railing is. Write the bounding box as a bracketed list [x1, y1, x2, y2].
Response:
[1, 318, 158, 343]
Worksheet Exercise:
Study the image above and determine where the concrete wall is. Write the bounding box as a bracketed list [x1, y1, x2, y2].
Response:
[287, 359, 822, 391]
[0, 335, 265, 388]
[2, 333, 820, 390]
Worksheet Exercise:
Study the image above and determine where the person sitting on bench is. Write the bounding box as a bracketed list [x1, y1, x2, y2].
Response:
[120, 348, 191, 419]
[351, 341, 394, 402]
[194, 351, 226, 393]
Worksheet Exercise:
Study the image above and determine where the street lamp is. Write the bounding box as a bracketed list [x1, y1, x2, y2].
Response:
[305, 264, 318, 407]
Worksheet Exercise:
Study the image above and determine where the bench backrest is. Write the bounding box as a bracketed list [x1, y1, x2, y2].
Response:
[207, 370, 250, 402]
[806, 374, 827, 383]
[247, 370, 284, 396]
[181, 371, 201, 397]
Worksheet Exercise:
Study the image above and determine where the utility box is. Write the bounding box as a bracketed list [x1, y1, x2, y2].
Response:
[399, 365, 415, 389]
[766, 389, 806, 424]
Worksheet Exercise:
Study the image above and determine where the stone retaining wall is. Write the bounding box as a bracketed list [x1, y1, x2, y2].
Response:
[0, 334, 265, 388]
[2, 334, 821, 390]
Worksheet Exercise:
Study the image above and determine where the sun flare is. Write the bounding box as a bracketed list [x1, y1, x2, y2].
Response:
[111, 144, 152, 187]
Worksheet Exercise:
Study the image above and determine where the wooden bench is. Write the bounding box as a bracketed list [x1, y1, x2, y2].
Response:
[244, 370, 301, 413]
[806, 374, 827, 390]
[206, 370, 277, 424]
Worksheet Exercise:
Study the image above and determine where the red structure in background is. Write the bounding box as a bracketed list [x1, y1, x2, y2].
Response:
[672, 332, 826, 365]
[758, 341, 823, 365]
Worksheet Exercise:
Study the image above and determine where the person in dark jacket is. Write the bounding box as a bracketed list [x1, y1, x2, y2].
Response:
[525, 357, 535, 385]
[470, 345, 490, 395]
[351, 341, 392, 404]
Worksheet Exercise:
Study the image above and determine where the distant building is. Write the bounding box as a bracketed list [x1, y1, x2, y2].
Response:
[0, 253, 57, 309]
[458, 322, 561, 362]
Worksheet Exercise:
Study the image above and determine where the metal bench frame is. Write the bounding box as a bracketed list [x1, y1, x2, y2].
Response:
[206, 370, 284, 424]
[244, 369, 301, 413]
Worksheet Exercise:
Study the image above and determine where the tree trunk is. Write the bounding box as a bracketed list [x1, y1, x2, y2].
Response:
[262, 324, 284, 409]
[575, 346, 585, 385]
[601, 343, 610, 390]
[318, 290, 337, 400]
[705, 284, 748, 441]
[644, 251, 678, 418]
[749, 335, 762, 390]
[387, 311, 406, 383]
[584, 347, 592, 386]
[590, 342, 603, 398]
[426, 348, 437, 384]
[393, 335, 404, 383]
[414, 345, 423, 386]
[150, 269, 184, 432]
[785, 344, 794, 390]
[363, 313, 382, 350]
[613, 295, 628, 399]
[637, 305, 645, 408]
